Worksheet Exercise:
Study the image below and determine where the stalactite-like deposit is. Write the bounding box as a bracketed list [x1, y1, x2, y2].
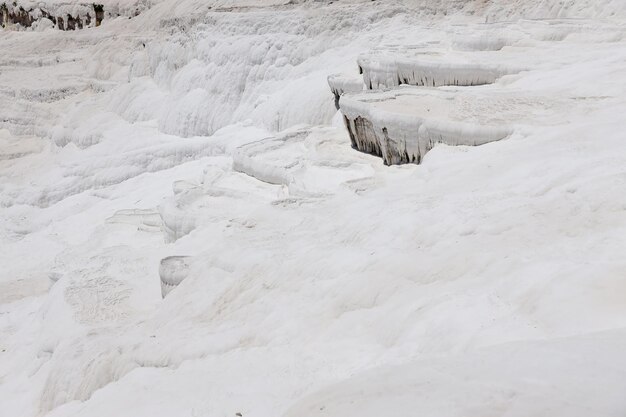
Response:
[340, 90, 513, 165]
[1, 2, 109, 30]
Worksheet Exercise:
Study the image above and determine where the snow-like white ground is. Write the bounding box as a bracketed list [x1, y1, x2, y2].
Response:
[1, 0, 626, 416]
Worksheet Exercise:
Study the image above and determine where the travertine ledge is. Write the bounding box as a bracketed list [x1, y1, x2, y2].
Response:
[357, 48, 521, 90]
[340, 87, 513, 165]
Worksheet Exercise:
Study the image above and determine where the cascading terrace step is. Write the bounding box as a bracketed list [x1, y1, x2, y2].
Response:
[330, 41, 562, 165]
[356, 45, 525, 90]
[338, 86, 550, 165]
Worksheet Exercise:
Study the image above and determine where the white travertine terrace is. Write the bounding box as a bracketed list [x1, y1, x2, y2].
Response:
[340, 88, 514, 165]
[357, 49, 522, 90]
[327, 73, 365, 109]
[3, 1, 626, 416]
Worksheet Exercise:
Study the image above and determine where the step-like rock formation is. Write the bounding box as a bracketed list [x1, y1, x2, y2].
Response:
[232, 131, 307, 188]
[331, 41, 539, 165]
[340, 87, 513, 165]
[327, 74, 365, 110]
[232, 128, 378, 196]
[357, 49, 520, 90]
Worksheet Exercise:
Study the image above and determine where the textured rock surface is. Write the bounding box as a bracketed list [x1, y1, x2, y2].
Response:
[2, 1, 626, 417]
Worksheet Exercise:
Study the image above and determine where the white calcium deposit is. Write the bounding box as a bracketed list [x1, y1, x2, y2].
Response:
[1, 1, 626, 416]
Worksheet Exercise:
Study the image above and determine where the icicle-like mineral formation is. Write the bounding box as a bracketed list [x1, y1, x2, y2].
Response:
[357, 52, 520, 90]
[1, 2, 110, 30]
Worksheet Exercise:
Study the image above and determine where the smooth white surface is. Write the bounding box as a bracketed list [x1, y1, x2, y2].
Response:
[1, 1, 626, 416]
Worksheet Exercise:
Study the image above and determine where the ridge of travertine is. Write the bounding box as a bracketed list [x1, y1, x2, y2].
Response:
[332, 23, 585, 164]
